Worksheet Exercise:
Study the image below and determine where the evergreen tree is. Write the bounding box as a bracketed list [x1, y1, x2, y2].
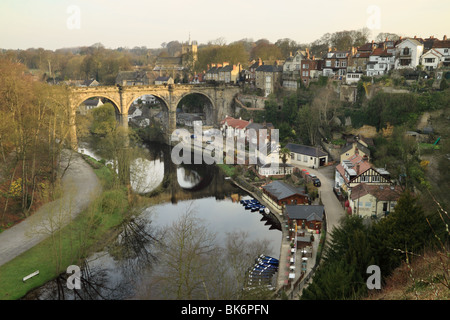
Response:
[371, 191, 430, 275]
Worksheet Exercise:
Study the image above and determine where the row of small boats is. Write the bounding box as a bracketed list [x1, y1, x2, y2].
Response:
[240, 199, 267, 213]
[247, 255, 279, 282]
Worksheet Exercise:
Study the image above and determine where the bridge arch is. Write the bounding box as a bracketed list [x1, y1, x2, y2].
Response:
[174, 91, 216, 126]
[72, 94, 122, 115]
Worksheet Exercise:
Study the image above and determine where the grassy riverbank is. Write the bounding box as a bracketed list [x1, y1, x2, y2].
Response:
[0, 155, 129, 300]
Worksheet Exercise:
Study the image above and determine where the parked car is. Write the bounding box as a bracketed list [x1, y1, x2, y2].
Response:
[312, 177, 321, 187]
[309, 174, 321, 187]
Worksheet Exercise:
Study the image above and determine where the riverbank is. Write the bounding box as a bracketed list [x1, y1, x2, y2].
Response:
[0, 153, 130, 300]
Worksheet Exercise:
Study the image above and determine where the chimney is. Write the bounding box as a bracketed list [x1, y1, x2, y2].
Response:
[444, 35, 448, 40]
[258, 58, 262, 66]
[362, 154, 368, 162]
[414, 35, 417, 39]
[356, 163, 360, 175]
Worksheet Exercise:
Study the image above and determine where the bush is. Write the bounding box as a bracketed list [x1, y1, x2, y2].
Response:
[100, 189, 128, 215]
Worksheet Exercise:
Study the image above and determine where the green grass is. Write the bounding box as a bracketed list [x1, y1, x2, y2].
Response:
[217, 164, 237, 177]
[0, 156, 129, 300]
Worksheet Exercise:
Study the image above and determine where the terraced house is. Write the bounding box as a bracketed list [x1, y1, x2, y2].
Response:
[255, 63, 283, 96]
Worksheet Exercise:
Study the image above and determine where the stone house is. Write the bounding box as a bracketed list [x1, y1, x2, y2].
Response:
[154, 76, 174, 85]
[340, 141, 371, 163]
[255, 63, 283, 97]
[115, 70, 153, 86]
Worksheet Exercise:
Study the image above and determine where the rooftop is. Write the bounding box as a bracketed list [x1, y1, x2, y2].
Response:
[350, 184, 403, 201]
[285, 205, 324, 222]
[262, 180, 307, 201]
[285, 143, 328, 158]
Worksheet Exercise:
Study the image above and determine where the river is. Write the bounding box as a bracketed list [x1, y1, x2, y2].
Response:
[24, 140, 282, 300]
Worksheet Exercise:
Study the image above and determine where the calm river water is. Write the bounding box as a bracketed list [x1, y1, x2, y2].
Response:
[25, 141, 281, 300]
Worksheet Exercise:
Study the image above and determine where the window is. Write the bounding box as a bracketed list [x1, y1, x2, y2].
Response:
[403, 47, 410, 55]
[365, 202, 372, 208]
[326, 60, 331, 67]
[425, 58, 435, 63]
[372, 175, 380, 183]
[303, 155, 308, 162]
[361, 175, 369, 182]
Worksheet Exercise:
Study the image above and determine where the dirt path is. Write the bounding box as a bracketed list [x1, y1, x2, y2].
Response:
[0, 150, 101, 267]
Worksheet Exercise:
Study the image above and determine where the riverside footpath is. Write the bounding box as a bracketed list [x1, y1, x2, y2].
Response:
[0, 150, 101, 267]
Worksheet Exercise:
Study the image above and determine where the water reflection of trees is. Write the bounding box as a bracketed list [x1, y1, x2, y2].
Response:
[27, 259, 114, 300]
[108, 213, 161, 280]
[134, 203, 276, 300]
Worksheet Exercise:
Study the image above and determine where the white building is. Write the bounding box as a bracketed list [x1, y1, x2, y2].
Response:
[394, 38, 424, 70]
[420, 49, 444, 71]
[285, 143, 328, 169]
[367, 48, 395, 77]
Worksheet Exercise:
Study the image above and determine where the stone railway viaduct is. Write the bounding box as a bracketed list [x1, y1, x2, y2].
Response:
[69, 84, 241, 148]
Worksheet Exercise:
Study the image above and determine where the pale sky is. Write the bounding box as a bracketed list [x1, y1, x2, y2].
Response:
[1, 0, 449, 50]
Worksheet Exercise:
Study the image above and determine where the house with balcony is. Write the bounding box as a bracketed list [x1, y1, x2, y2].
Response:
[394, 38, 424, 70]
[282, 50, 307, 90]
[322, 48, 352, 79]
